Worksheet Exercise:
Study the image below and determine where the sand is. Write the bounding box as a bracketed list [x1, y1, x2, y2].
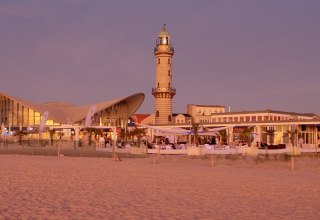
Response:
[1, 154, 320, 219]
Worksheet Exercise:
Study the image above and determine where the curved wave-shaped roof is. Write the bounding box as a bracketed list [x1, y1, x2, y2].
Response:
[0, 92, 145, 125]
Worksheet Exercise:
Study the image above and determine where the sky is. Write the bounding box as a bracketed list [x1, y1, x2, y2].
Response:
[0, 0, 319, 115]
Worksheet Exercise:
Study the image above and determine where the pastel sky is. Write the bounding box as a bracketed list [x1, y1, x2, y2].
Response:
[1, 0, 319, 114]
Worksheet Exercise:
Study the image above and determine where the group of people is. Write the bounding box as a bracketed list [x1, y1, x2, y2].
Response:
[80, 133, 112, 148]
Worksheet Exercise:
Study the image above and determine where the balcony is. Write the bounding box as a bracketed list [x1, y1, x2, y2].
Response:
[154, 46, 174, 54]
[152, 87, 176, 94]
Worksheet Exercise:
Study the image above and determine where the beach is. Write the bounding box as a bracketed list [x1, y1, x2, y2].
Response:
[1, 153, 320, 219]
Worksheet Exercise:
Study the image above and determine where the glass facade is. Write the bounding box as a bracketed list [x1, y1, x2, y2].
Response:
[0, 94, 59, 129]
[0, 95, 131, 130]
[76, 100, 129, 128]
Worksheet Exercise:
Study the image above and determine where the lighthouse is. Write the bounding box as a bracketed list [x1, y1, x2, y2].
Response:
[152, 24, 176, 125]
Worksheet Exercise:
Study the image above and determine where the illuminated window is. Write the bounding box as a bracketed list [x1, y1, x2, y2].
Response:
[29, 109, 35, 125]
[35, 112, 41, 125]
[46, 120, 54, 125]
[162, 37, 167, 44]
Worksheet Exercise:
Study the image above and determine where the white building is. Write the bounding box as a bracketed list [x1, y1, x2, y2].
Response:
[187, 104, 225, 123]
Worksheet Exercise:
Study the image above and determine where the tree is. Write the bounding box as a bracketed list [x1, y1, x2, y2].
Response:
[14, 130, 28, 145]
[242, 127, 254, 147]
[219, 130, 227, 145]
[118, 128, 126, 145]
[266, 128, 276, 145]
[129, 127, 146, 147]
[191, 122, 201, 146]
[287, 129, 298, 146]
[49, 129, 56, 146]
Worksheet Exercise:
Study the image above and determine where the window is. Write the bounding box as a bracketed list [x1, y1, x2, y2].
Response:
[258, 116, 262, 121]
[234, 117, 238, 122]
[157, 83, 159, 88]
[156, 111, 159, 117]
[168, 115, 172, 121]
[168, 70, 171, 76]
[168, 82, 170, 88]
[35, 112, 41, 125]
[29, 109, 35, 125]
[168, 58, 170, 64]
[252, 116, 256, 122]
[158, 58, 160, 64]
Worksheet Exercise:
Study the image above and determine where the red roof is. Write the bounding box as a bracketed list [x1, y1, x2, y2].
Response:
[131, 114, 151, 123]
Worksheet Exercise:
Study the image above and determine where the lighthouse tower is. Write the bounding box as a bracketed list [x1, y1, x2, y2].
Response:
[152, 24, 176, 125]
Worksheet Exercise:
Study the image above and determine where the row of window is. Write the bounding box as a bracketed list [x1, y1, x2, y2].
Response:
[157, 37, 169, 45]
[199, 115, 291, 123]
[155, 111, 172, 121]
[157, 82, 171, 88]
[196, 109, 224, 115]
[0, 96, 61, 127]
[175, 119, 190, 124]
[157, 58, 171, 64]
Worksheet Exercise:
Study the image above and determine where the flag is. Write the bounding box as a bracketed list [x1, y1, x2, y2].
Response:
[39, 111, 49, 133]
[85, 105, 96, 127]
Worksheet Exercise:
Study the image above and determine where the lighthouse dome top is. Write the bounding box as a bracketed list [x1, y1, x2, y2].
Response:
[156, 24, 172, 47]
[158, 24, 170, 38]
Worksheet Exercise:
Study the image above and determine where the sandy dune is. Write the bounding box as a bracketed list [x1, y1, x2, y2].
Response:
[1, 155, 320, 219]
